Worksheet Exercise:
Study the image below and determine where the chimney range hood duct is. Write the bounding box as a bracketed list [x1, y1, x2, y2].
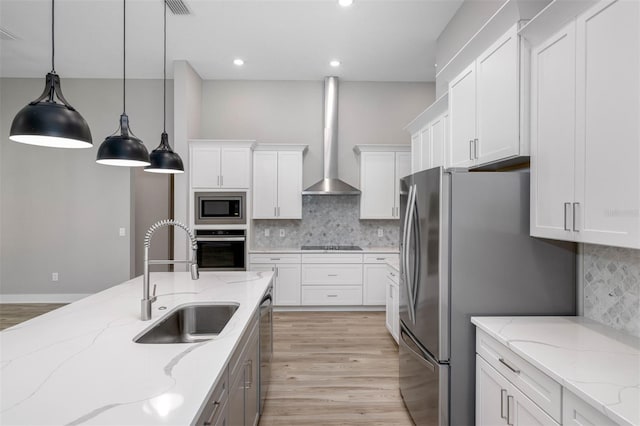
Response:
[302, 77, 361, 195]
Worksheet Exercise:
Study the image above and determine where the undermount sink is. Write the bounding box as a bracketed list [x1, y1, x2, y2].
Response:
[134, 303, 239, 344]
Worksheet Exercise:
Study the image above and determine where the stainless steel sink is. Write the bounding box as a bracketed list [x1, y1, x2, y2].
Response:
[134, 303, 239, 344]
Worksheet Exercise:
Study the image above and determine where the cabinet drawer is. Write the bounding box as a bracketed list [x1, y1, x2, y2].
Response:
[563, 388, 618, 426]
[301, 253, 364, 263]
[301, 264, 363, 285]
[249, 253, 301, 264]
[363, 253, 399, 264]
[386, 268, 399, 285]
[196, 367, 228, 426]
[302, 286, 363, 305]
[476, 329, 562, 423]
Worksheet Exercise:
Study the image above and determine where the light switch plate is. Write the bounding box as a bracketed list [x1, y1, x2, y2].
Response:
[377, 228, 384, 237]
[265, 229, 270, 237]
[119, 227, 126, 237]
[51, 272, 59, 282]
[279, 229, 285, 237]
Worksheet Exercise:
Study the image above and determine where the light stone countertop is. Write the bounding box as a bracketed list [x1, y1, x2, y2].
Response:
[386, 259, 400, 272]
[0, 271, 273, 425]
[249, 247, 399, 254]
[472, 316, 640, 426]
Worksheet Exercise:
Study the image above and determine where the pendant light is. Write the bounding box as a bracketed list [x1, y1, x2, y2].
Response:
[145, 0, 184, 174]
[96, 0, 150, 167]
[9, 0, 92, 149]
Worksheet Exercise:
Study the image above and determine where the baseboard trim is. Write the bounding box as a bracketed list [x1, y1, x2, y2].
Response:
[0, 294, 90, 303]
[274, 306, 385, 312]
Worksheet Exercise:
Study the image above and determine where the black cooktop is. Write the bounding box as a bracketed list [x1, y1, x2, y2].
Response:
[301, 245, 363, 251]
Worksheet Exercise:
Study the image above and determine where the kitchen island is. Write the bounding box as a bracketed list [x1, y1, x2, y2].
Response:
[0, 271, 273, 425]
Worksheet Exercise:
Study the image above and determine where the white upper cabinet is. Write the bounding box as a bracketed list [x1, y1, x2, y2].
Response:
[429, 113, 447, 169]
[355, 145, 411, 220]
[190, 140, 255, 190]
[530, 22, 578, 241]
[530, 0, 640, 249]
[406, 93, 449, 174]
[447, 24, 525, 169]
[252, 145, 306, 220]
[411, 132, 422, 174]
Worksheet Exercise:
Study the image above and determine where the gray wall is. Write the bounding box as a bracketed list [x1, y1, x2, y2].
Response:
[200, 80, 435, 188]
[0, 78, 171, 298]
[436, 0, 506, 72]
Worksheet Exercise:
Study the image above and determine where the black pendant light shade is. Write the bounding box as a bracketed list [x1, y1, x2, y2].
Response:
[145, 132, 184, 173]
[144, 0, 184, 174]
[9, 1, 92, 149]
[96, 114, 150, 167]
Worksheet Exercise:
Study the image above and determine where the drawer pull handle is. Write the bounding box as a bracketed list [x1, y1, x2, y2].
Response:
[327, 274, 338, 277]
[507, 395, 514, 426]
[500, 389, 508, 419]
[499, 357, 520, 374]
[376, 257, 386, 260]
[327, 294, 338, 297]
[203, 401, 221, 425]
[270, 258, 281, 261]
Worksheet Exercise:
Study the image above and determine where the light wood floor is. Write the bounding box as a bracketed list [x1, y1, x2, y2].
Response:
[0, 306, 412, 425]
[259, 312, 413, 426]
[0, 303, 66, 330]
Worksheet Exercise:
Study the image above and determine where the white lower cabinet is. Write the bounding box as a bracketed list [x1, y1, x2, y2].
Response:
[301, 255, 363, 306]
[385, 267, 399, 344]
[475, 329, 620, 426]
[249, 254, 301, 306]
[362, 253, 399, 306]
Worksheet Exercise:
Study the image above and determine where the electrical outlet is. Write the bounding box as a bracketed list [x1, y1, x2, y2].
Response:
[119, 227, 126, 237]
[51, 272, 59, 282]
[377, 228, 384, 237]
[264, 229, 270, 237]
[279, 229, 285, 237]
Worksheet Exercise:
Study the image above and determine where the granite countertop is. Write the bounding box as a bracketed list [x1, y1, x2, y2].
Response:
[0, 271, 273, 425]
[249, 247, 399, 254]
[471, 316, 640, 426]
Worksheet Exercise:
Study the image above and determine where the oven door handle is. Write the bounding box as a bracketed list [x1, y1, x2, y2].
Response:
[196, 237, 246, 242]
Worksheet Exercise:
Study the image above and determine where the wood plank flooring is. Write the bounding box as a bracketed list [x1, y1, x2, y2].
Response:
[0, 303, 65, 330]
[0, 306, 412, 425]
[259, 312, 413, 426]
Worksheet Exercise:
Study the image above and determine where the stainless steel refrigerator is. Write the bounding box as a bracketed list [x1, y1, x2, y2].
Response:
[398, 168, 576, 426]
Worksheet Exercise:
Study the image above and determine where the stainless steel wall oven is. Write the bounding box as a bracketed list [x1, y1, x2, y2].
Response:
[195, 229, 246, 271]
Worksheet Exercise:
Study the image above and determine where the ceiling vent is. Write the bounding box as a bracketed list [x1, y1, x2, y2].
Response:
[165, 0, 191, 15]
[0, 27, 18, 41]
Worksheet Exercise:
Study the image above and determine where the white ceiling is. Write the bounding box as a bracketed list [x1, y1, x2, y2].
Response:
[0, 0, 462, 82]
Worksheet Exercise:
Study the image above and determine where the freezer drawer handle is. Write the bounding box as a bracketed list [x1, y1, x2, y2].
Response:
[499, 357, 520, 374]
[400, 330, 436, 372]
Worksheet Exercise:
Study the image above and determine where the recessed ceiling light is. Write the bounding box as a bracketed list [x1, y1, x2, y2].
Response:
[338, 0, 354, 7]
[233, 58, 245, 66]
[330, 60, 341, 67]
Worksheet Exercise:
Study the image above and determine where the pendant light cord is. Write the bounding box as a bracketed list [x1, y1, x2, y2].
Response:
[51, 0, 55, 72]
[123, 0, 126, 114]
[163, 0, 167, 133]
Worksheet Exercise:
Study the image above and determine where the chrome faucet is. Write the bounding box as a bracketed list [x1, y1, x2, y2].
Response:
[142, 219, 199, 321]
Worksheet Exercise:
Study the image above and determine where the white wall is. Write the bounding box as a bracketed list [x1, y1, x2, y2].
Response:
[0, 78, 169, 299]
[200, 80, 435, 188]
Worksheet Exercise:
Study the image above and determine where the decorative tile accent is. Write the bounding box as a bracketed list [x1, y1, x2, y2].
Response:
[583, 244, 640, 337]
[252, 195, 400, 249]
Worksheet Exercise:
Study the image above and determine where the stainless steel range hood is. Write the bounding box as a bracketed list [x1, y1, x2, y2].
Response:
[302, 77, 360, 195]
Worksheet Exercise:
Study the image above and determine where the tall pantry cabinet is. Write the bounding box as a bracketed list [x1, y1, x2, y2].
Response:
[530, 0, 640, 249]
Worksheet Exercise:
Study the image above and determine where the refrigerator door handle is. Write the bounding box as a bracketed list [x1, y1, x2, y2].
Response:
[402, 184, 415, 322]
[405, 184, 418, 322]
[400, 329, 436, 372]
[410, 188, 421, 317]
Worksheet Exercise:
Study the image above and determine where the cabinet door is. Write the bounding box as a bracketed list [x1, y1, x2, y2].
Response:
[476, 24, 520, 165]
[227, 370, 245, 426]
[395, 152, 411, 218]
[430, 114, 446, 168]
[244, 339, 259, 426]
[575, 0, 640, 249]
[220, 148, 250, 189]
[530, 22, 578, 241]
[411, 131, 422, 173]
[391, 282, 399, 343]
[277, 151, 303, 219]
[253, 151, 278, 219]
[476, 356, 509, 426]
[448, 62, 477, 168]
[385, 278, 394, 336]
[420, 126, 431, 171]
[192, 146, 222, 188]
[363, 264, 387, 305]
[360, 152, 396, 219]
[274, 264, 301, 306]
[510, 385, 559, 426]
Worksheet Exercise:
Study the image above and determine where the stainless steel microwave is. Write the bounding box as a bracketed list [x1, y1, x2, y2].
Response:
[194, 192, 246, 225]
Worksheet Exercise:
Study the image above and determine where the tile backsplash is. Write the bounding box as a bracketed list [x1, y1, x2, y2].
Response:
[583, 244, 640, 337]
[252, 195, 399, 249]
